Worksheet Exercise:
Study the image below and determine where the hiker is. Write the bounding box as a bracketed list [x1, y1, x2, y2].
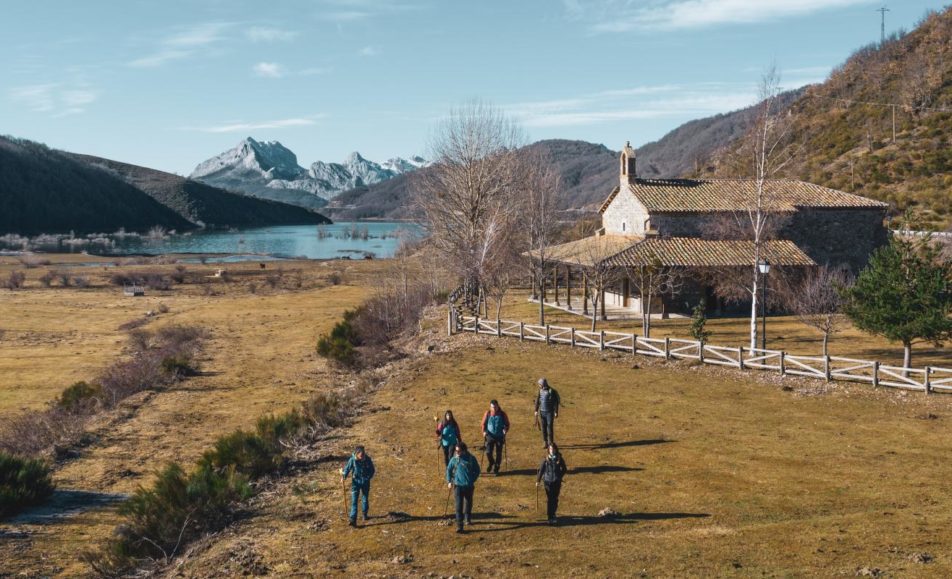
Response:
[481, 399, 510, 474]
[446, 442, 481, 533]
[435, 410, 462, 466]
[536, 443, 568, 525]
[533, 378, 561, 447]
[340, 445, 376, 527]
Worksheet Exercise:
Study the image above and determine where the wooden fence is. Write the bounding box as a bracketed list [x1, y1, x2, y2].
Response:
[448, 310, 952, 395]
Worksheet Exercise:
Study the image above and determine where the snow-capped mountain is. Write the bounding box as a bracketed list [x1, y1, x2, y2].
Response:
[189, 137, 424, 209]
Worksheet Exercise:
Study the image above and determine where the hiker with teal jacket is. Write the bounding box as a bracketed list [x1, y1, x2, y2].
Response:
[435, 410, 462, 466]
[481, 400, 510, 474]
[340, 445, 375, 527]
[446, 442, 481, 533]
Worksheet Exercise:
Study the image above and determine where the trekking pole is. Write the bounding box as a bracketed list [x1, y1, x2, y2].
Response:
[341, 477, 348, 520]
[504, 441, 509, 472]
[535, 483, 539, 515]
[444, 485, 453, 518]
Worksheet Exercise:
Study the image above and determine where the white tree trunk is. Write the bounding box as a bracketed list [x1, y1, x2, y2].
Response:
[750, 267, 759, 350]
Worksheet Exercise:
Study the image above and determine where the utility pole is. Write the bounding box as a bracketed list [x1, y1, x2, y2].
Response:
[877, 6, 890, 45]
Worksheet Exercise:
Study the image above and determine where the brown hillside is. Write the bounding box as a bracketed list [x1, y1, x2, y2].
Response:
[712, 7, 952, 230]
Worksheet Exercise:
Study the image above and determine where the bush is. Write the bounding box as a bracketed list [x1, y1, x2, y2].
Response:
[73, 276, 90, 288]
[144, 273, 170, 291]
[327, 271, 343, 285]
[84, 462, 251, 573]
[0, 452, 55, 518]
[170, 265, 187, 284]
[160, 355, 195, 379]
[3, 270, 26, 290]
[316, 310, 362, 367]
[302, 392, 348, 430]
[255, 412, 305, 452]
[58, 381, 103, 413]
[55, 271, 71, 287]
[38, 271, 54, 287]
[199, 431, 278, 479]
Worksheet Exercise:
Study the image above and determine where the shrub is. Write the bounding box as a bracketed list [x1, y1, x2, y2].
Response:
[327, 271, 343, 285]
[170, 265, 187, 284]
[199, 431, 278, 478]
[110, 272, 140, 287]
[255, 412, 305, 453]
[58, 381, 103, 414]
[316, 310, 362, 367]
[3, 270, 26, 290]
[144, 273, 170, 291]
[160, 355, 195, 379]
[84, 462, 251, 573]
[0, 452, 55, 518]
[157, 303, 170, 314]
[38, 271, 54, 288]
[55, 271, 71, 287]
[302, 392, 348, 430]
[265, 272, 282, 289]
[73, 276, 90, 288]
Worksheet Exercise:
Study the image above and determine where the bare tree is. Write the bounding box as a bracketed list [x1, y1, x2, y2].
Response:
[579, 240, 621, 332]
[412, 102, 526, 312]
[714, 66, 799, 349]
[521, 149, 560, 325]
[788, 265, 854, 357]
[627, 257, 683, 338]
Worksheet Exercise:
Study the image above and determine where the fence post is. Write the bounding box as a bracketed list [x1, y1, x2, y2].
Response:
[924, 367, 932, 394]
[738, 346, 745, 370]
[474, 315, 479, 335]
[570, 327, 576, 347]
[780, 351, 786, 376]
[872, 361, 879, 388]
[664, 337, 671, 361]
[600, 331, 605, 351]
[497, 320, 502, 338]
[519, 322, 524, 342]
[824, 355, 831, 382]
[698, 341, 704, 363]
[631, 333, 637, 355]
[545, 324, 551, 345]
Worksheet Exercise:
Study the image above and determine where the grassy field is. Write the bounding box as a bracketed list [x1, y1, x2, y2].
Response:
[1, 255, 950, 577]
[167, 325, 952, 577]
[0, 254, 383, 576]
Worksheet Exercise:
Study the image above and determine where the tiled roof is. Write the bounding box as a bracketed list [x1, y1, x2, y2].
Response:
[597, 186, 620, 213]
[598, 178, 888, 214]
[605, 237, 816, 268]
[532, 234, 642, 267]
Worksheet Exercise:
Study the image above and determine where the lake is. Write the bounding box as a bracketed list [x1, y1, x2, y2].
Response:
[0, 222, 422, 261]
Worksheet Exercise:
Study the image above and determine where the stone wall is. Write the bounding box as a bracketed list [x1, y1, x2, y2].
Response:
[602, 188, 649, 235]
[783, 208, 888, 272]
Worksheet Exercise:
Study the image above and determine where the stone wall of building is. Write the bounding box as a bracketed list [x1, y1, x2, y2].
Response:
[602, 188, 649, 235]
[783, 208, 888, 272]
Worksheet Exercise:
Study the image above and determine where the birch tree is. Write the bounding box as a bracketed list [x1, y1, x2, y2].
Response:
[521, 150, 560, 325]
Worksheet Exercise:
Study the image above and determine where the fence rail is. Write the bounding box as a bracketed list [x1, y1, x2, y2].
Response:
[448, 309, 950, 396]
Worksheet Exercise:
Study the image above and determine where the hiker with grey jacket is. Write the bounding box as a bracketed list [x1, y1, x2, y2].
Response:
[446, 442, 481, 533]
[340, 445, 375, 527]
[536, 443, 568, 525]
[533, 378, 561, 447]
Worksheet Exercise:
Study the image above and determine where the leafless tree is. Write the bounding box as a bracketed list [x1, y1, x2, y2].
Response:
[787, 265, 854, 357]
[627, 257, 683, 338]
[412, 101, 526, 313]
[712, 65, 799, 349]
[520, 150, 561, 325]
[579, 240, 622, 332]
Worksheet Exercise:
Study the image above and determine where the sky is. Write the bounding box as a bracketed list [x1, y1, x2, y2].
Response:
[2, 0, 946, 175]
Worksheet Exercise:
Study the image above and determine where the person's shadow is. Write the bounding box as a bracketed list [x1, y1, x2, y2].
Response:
[466, 511, 710, 532]
[561, 439, 673, 450]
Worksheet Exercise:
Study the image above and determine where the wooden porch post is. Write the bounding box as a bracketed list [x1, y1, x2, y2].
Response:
[582, 275, 589, 315]
[566, 266, 573, 311]
[622, 276, 630, 308]
[554, 267, 560, 306]
[600, 288, 607, 321]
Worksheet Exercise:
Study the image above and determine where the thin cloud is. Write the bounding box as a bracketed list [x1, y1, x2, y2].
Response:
[128, 22, 231, 68]
[316, 0, 421, 23]
[247, 26, 299, 42]
[582, 0, 875, 32]
[253, 62, 286, 78]
[9, 83, 99, 116]
[359, 45, 378, 57]
[181, 116, 325, 133]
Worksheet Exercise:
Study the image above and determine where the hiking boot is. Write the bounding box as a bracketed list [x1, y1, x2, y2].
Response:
[486, 462, 493, 473]
[348, 519, 357, 528]
[465, 516, 472, 526]
[362, 513, 369, 521]
[456, 527, 464, 534]
[493, 466, 500, 475]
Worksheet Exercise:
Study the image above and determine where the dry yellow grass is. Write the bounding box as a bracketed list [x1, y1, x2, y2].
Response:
[2, 256, 951, 577]
[167, 329, 952, 578]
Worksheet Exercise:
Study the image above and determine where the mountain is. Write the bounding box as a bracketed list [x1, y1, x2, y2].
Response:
[68, 153, 331, 228]
[190, 137, 424, 209]
[0, 136, 194, 235]
[0, 135, 329, 236]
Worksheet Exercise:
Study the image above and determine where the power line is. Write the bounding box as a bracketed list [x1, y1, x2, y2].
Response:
[876, 6, 890, 45]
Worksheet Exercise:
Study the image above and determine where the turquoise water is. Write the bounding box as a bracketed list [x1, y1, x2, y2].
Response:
[2, 222, 422, 260]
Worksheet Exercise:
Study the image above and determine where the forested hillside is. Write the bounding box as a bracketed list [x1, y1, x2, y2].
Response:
[69, 154, 331, 228]
[0, 137, 193, 235]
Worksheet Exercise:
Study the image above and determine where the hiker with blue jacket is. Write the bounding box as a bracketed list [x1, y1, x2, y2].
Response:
[481, 400, 510, 474]
[340, 445, 375, 527]
[435, 410, 462, 466]
[533, 378, 561, 448]
[446, 442, 481, 533]
[536, 443, 568, 525]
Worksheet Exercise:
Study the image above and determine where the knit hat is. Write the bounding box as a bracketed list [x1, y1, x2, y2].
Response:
[538, 378, 549, 388]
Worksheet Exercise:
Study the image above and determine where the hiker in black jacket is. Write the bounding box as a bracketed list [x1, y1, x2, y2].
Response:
[533, 378, 560, 447]
[536, 443, 568, 525]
